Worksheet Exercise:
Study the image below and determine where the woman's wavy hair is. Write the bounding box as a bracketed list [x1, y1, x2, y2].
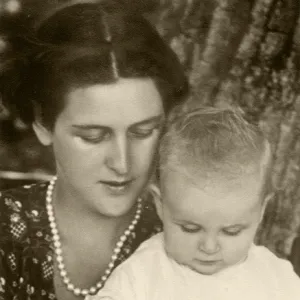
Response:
[0, 1, 188, 129]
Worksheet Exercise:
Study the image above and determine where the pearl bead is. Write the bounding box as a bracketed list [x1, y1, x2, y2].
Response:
[82, 289, 89, 296]
[53, 235, 60, 242]
[55, 248, 62, 255]
[117, 241, 124, 247]
[46, 204, 53, 211]
[51, 229, 58, 235]
[46, 175, 142, 297]
[54, 241, 61, 248]
[56, 256, 63, 263]
[96, 282, 103, 289]
[74, 288, 81, 295]
[49, 222, 56, 229]
[63, 278, 70, 284]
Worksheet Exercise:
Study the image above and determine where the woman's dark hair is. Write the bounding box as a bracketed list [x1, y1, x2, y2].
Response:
[1, 1, 188, 129]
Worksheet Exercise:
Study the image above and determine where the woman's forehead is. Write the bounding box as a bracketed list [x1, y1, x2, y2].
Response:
[58, 78, 164, 126]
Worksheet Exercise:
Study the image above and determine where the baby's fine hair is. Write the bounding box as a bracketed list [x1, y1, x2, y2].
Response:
[159, 103, 272, 198]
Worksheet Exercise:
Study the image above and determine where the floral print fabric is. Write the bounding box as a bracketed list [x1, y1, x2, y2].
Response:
[0, 182, 161, 299]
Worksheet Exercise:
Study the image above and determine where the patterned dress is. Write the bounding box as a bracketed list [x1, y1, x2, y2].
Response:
[0, 182, 161, 299]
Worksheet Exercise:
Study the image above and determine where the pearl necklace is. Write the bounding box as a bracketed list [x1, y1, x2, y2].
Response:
[46, 176, 142, 297]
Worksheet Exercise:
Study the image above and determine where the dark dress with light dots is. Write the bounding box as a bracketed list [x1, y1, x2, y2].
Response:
[0, 182, 161, 299]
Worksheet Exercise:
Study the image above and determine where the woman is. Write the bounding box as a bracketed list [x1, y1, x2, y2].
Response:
[0, 2, 188, 299]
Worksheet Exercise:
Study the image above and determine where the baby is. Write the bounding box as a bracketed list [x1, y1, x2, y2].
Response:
[87, 104, 300, 300]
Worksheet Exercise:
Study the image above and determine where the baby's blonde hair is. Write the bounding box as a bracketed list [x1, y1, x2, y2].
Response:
[159, 103, 272, 201]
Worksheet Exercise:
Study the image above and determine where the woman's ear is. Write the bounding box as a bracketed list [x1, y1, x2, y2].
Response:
[32, 121, 53, 146]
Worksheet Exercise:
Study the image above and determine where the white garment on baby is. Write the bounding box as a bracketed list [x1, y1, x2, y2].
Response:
[87, 233, 300, 300]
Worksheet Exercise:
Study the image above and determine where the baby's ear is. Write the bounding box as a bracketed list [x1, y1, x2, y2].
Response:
[260, 192, 274, 222]
[154, 197, 163, 221]
[148, 183, 163, 220]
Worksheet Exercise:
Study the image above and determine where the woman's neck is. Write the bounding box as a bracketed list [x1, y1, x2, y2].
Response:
[52, 179, 137, 246]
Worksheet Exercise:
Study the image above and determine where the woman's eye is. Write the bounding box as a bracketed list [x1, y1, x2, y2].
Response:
[81, 136, 102, 143]
[180, 225, 201, 234]
[130, 128, 155, 139]
[80, 131, 110, 144]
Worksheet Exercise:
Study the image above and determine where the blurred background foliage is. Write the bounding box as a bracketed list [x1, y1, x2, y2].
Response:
[1, 0, 300, 258]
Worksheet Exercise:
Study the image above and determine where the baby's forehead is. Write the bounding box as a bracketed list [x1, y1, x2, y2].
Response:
[161, 163, 263, 190]
[163, 180, 263, 226]
[161, 167, 264, 211]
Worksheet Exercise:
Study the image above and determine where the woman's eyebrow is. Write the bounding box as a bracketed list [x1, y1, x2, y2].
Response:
[70, 115, 164, 131]
[131, 115, 165, 127]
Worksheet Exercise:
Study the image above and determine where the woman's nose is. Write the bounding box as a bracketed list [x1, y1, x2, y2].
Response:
[198, 234, 220, 255]
[106, 137, 130, 175]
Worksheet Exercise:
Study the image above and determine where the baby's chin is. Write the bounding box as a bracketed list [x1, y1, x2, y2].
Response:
[188, 263, 224, 276]
[175, 259, 224, 276]
[185, 255, 249, 276]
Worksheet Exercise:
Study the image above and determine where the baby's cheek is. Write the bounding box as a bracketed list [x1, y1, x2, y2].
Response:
[164, 231, 196, 263]
[221, 236, 251, 264]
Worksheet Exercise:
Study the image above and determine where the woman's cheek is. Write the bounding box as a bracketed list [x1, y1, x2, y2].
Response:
[131, 135, 160, 169]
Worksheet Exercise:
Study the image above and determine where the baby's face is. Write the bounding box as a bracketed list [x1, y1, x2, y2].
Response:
[158, 169, 265, 275]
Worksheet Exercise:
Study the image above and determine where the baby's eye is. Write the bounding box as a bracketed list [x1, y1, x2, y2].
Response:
[180, 225, 201, 234]
[222, 229, 242, 236]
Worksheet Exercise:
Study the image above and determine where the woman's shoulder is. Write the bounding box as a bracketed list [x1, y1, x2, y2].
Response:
[0, 182, 56, 298]
[0, 181, 48, 217]
[0, 181, 50, 244]
[1, 180, 48, 198]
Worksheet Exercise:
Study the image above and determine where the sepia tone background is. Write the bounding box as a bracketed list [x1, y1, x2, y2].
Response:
[0, 0, 300, 259]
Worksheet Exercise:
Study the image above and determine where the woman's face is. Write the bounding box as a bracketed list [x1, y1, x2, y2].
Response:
[36, 78, 164, 217]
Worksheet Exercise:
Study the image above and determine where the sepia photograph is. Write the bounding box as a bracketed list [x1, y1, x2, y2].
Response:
[0, 0, 300, 299]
